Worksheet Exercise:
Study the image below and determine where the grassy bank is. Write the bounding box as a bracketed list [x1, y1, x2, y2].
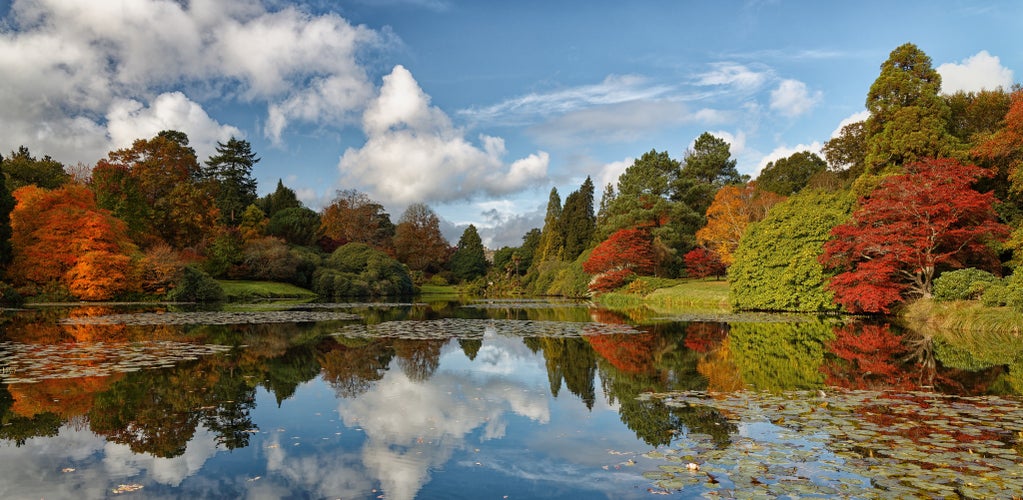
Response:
[902, 299, 1022, 334]
[595, 278, 731, 312]
[217, 280, 318, 302]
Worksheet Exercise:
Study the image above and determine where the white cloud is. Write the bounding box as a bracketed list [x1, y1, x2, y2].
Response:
[531, 101, 730, 147]
[769, 79, 822, 117]
[597, 157, 634, 194]
[0, 0, 382, 163]
[338, 65, 550, 206]
[937, 50, 1014, 94]
[829, 110, 870, 139]
[694, 62, 769, 91]
[706, 130, 748, 156]
[754, 142, 824, 176]
[106, 92, 242, 160]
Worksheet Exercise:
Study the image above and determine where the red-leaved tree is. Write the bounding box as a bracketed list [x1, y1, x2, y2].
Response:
[821, 157, 1008, 313]
[583, 228, 657, 292]
[684, 247, 727, 279]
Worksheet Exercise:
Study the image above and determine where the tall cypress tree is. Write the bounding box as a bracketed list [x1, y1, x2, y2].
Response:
[534, 187, 564, 264]
[561, 176, 596, 260]
[450, 224, 487, 282]
[0, 154, 13, 268]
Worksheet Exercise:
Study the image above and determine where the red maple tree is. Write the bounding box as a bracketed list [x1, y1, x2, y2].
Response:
[583, 228, 657, 292]
[683, 247, 727, 279]
[821, 157, 1008, 313]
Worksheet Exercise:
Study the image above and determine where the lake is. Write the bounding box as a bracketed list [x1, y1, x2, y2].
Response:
[1, 300, 1022, 498]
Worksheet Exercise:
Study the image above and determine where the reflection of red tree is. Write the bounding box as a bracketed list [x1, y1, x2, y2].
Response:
[587, 333, 657, 375]
[10, 375, 121, 419]
[588, 308, 630, 325]
[823, 323, 916, 391]
[684, 323, 728, 353]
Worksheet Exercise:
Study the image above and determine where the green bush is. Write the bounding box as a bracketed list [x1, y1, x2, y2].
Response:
[933, 268, 999, 301]
[315, 243, 413, 298]
[168, 266, 224, 302]
[0, 281, 24, 306]
[980, 273, 1023, 311]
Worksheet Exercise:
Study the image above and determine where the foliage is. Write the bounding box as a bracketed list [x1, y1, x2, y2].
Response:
[0, 155, 14, 268]
[945, 89, 1012, 145]
[255, 179, 301, 219]
[729, 190, 853, 312]
[393, 203, 449, 274]
[980, 273, 1023, 311]
[822, 121, 867, 176]
[315, 243, 413, 298]
[695, 184, 784, 265]
[534, 187, 565, 263]
[449, 224, 487, 282]
[167, 265, 224, 302]
[202, 230, 244, 278]
[676, 132, 747, 217]
[728, 320, 835, 391]
[1, 146, 69, 191]
[863, 43, 957, 173]
[204, 137, 259, 226]
[266, 206, 319, 246]
[933, 268, 1000, 302]
[683, 247, 726, 279]
[544, 259, 592, 298]
[822, 158, 1008, 313]
[216, 280, 317, 301]
[9, 184, 140, 300]
[755, 151, 827, 196]
[584, 228, 657, 293]
[241, 237, 300, 283]
[238, 204, 268, 240]
[561, 176, 596, 260]
[0, 281, 23, 306]
[137, 244, 189, 296]
[973, 89, 1023, 245]
[319, 189, 394, 252]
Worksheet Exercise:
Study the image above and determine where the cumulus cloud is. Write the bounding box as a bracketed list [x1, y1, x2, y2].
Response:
[829, 110, 870, 138]
[338, 65, 550, 206]
[937, 50, 1014, 94]
[0, 0, 382, 163]
[597, 157, 634, 193]
[106, 92, 242, 160]
[769, 79, 822, 117]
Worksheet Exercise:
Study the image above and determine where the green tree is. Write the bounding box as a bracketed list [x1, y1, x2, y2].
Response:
[863, 43, 957, 173]
[676, 132, 747, 217]
[449, 224, 487, 282]
[729, 190, 854, 312]
[267, 206, 320, 247]
[534, 188, 565, 263]
[755, 151, 827, 196]
[0, 155, 13, 267]
[822, 120, 867, 181]
[1, 146, 69, 191]
[561, 176, 596, 260]
[393, 203, 449, 274]
[256, 179, 301, 218]
[205, 137, 259, 226]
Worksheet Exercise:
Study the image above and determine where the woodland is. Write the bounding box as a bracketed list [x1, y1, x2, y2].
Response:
[0, 42, 1021, 317]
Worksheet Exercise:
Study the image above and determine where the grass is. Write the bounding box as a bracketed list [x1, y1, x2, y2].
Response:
[595, 277, 731, 313]
[902, 299, 1022, 334]
[418, 284, 462, 297]
[217, 280, 318, 302]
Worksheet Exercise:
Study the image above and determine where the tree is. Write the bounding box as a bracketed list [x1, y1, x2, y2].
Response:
[267, 206, 320, 247]
[973, 89, 1023, 260]
[534, 187, 564, 263]
[561, 176, 596, 260]
[449, 224, 487, 282]
[684, 247, 726, 279]
[729, 190, 854, 312]
[821, 158, 1008, 313]
[205, 137, 259, 226]
[822, 120, 867, 176]
[1, 146, 69, 191]
[583, 228, 657, 292]
[319, 189, 395, 252]
[945, 89, 1012, 146]
[676, 132, 747, 217]
[0, 155, 13, 267]
[393, 203, 449, 274]
[9, 184, 140, 300]
[863, 43, 957, 173]
[756, 151, 827, 196]
[256, 179, 301, 218]
[695, 184, 785, 266]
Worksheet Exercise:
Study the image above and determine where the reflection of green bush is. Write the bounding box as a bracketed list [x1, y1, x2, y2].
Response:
[728, 321, 835, 391]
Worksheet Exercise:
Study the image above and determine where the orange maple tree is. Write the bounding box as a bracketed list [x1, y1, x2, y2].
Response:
[695, 184, 784, 265]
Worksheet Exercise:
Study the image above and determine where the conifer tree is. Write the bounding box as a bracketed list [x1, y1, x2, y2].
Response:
[450, 224, 487, 282]
[561, 176, 596, 260]
[0, 154, 13, 267]
[205, 137, 259, 226]
[534, 187, 564, 263]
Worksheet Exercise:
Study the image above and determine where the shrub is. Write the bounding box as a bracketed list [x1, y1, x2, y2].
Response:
[168, 266, 224, 302]
[933, 268, 999, 301]
[315, 243, 413, 298]
[0, 281, 24, 306]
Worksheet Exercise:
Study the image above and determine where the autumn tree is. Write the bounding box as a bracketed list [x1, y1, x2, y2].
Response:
[583, 228, 657, 292]
[9, 184, 139, 300]
[684, 247, 726, 279]
[973, 89, 1023, 257]
[561, 176, 596, 260]
[945, 89, 1012, 146]
[822, 120, 868, 183]
[449, 224, 487, 282]
[319, 189, 395, 252]
[821, 158, 1008, 313]
[92, 131, 218, 248]
[756, 151, 827, 196]
[1, 146, 69, 191]
[205, 137, 259, 226]
[393, 203, 449, 274]
[863, 43, 957, 174]
[695, 184, 785, 265]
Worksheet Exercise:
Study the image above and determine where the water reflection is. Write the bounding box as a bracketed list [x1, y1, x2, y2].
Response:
[0, 302, 1019, 498]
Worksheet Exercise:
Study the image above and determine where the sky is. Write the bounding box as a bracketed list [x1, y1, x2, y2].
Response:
[0, 0, 1020, 248]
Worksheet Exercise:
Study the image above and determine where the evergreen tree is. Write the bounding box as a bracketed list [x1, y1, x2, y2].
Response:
[0, 154, 13, 267]
[676, 132, 747, 217]
[450, 224, 487, 282]
[256, 179, 302, 218]
[1, 146, 69, 191]
[534, 188, 564, 264]
[561, 176, 596, 260]
[863, 43, 957, 174]
[205, 137, 260, 226]
[755, 151, 827, 196]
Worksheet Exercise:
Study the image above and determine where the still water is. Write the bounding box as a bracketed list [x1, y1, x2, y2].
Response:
[1, 300, 1022, 498]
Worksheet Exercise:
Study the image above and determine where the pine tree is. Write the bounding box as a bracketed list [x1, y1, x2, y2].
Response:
[0, 154, 13, 267]
[205, 137, 260, 226]
[534, 187, 564, 263]
[450, 224, 487, 282]
[561, 176, 596, 260]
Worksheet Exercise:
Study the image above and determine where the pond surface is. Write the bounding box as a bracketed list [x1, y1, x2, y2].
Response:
[1, 300, 1022, 498]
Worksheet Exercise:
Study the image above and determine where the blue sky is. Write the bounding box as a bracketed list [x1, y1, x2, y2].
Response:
[0, 0, 1019, 247]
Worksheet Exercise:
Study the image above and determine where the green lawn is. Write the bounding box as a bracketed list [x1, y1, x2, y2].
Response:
[217, 280, 318, 301]
[595, 278, 731, 312]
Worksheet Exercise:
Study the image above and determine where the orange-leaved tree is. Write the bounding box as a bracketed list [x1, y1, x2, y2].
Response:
[583, 228, 657, 292]
[820, 157, 1008, 313]
[695, 184, 784, 265]
[9, 184, 140, 300]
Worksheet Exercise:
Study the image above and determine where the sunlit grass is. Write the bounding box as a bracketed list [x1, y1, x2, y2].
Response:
[903, 299, 1022, 334]
[595, 277, 731, 313]
[217, 280, 318, 302]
